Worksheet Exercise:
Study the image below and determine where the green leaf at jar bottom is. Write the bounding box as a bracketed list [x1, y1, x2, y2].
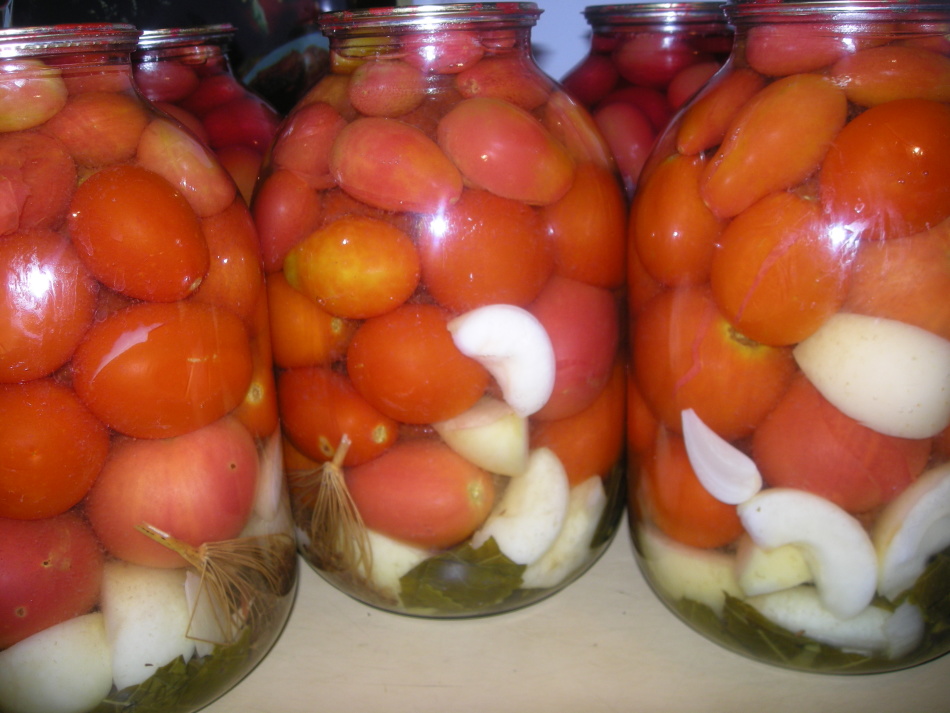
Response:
[399, 537, 526, 613]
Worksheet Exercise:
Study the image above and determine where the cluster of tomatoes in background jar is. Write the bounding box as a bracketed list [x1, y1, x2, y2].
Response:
[132, 24, 282, 205]
[561, 2, 733, 195]
[627, 1, 950, 673]
[0, 25, 296, 713]
[254, 4, 628, 617]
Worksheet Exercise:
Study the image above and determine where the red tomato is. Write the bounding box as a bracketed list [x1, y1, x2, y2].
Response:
[345, 439, 495, 550]
[71, 301, 253, 439]
[179, 73, 246, 117]
[270, 101, 347, 191]
[634, 428, 744, 549]
[215, 144, 261, 205]
[0, 130, 77, 233]
[632, 286, 797, 440]
[68, 164, 209, 302]
[667, 61, 720, 109]
[0, 512, 104, 648]
[347, 303, 490, 424]
[532, 360, 626, 487]
[329, 117, 463, 213]
[416, 188, 553, 312]
[85, 417, 259, 568]
[0, 229, 98, 383]
[454, 55, 552, 110]
[43, 90, 149, 167]
[844, 220, 950, 341]
[597, 86, 673, 132]
[710, 191, 851, 346]
[202, 95, 280, 152]
[133, 59, 200, 103]
[437, 97, 574, 206]
[612, 32, 709, 89]
[348, 59, 426, 117]
[542, 162, 627, 289]
[631, 152, 723, 286]
[136, 117, 236, 219]
[753, 376, 931, 513]
[191, 198, 265, 324]
[266, 271, 355, 369]
[0, 379, 109, 520]
[284, 215, 420, 320]
[278, 366, 398, 467]
[402, 30, 485, 75]
[252, 168, 324, 273]
[745, 22, 861, 76]
[593, 101, 655, 191]
[820, 98, 950, 240]
[627, 374, 659, 456]
[232, 304, 280, 439]
[529, 276, 619, 421]
[561, 54, 619, 107]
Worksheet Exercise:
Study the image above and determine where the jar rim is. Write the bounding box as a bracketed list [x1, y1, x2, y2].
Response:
[583, 3, 729, 26]
[136, 24, 236, 50]
[318, 2, 543, 35]
[0, 23, 140, 58]
[726, 0, 950, 22]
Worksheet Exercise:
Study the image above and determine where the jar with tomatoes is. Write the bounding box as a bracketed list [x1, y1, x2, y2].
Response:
[0, 24, 297, 713]
[256, 2, 627, 617]
[561, 2, 733, 195]
[627, 0, 950, 673]
[132, 24, 283, 205]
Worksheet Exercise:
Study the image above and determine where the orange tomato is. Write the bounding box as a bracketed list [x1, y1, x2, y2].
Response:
[542, 162, 627, 289]
[701, 73, 847, 219]
[820, 98, 950, 240]
[252, 168, 323, 273]
[68, 164, 209, 302]
[635, 427, 744, 549]
[710, 191, 851, 346]
[43, 90, 148, 167]
[532, 360, 625, 487]
[417, 188, 553, 312]
[347, 303, 490, 424]
[278, 365, 398, 467]
[270, 101, 346, 191]
[676, 68, 765, 156]
[627, 375, 659, 457]
[284, 215, 420, 319]
[0, 379, 110, 520]
[831, 44, 950, 107]
[266, 272, 355, 369]
[632, 286, 796, 441]
[631, 152, 723, 286]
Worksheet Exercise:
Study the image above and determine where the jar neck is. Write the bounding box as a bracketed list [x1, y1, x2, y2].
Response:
[0, 23, 138, 63]
[726, 0, 950, 28]
[134, 25, 233, 72]
[584, 3, 729, 33]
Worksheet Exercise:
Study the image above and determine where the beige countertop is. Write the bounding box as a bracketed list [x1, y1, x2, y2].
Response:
[203, 515, 950, 713]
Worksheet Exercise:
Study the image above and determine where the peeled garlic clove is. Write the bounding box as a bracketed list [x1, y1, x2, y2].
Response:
[101, 561, 195, 690]
[737, 488, 877, 619]
[637, 524, 742, 616]
[470, 447, 570, 565]
[362, 529, 429, 602]
[794, 312, 950, 439]
[448, 304, 556, 417]
[874, 461, 950, 600]
[681, 408, 762, 504]
[0, 613, 113, 713]
[434, 396, 529, 476]
[522, 476, 608, 589]
[734, 535, 812, 597]
[747, 586, 924, 658]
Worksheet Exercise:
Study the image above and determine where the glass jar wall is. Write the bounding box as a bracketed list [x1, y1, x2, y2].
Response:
[254, 2, 627, 618]
[627, 0, 950, 673]
[562, 2, 733, 195]
[0, 24, 297, 713]
[133, 24, 282, 204]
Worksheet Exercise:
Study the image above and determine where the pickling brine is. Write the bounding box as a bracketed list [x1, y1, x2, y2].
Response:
[0, 25, 296, 713]
[627, 0, 950, 673]
[255, 2, 627, 618]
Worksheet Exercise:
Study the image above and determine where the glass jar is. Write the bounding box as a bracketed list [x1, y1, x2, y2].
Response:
[255, 2, 627, 618]
[562, 3, 732, 195]
[0, 25, 297, 713]
[133, 24, 282, 204]
[627, 0, 950, 673]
